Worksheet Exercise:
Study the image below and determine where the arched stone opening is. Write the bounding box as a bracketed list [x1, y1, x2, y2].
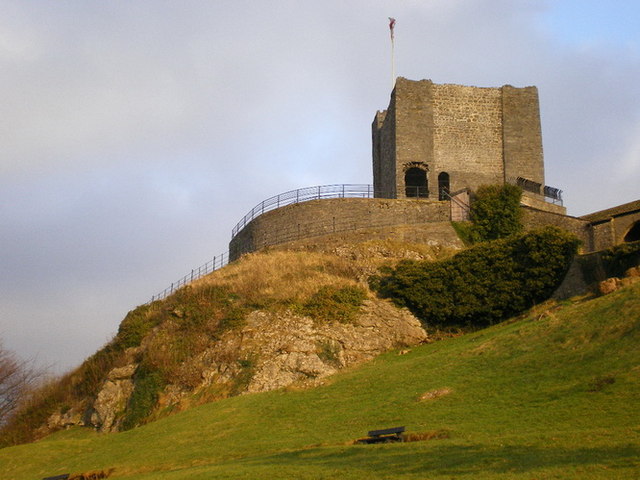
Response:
[405, 167, 428, 198]
[438, 172, 450, 200]
[624, 221, 640, 243]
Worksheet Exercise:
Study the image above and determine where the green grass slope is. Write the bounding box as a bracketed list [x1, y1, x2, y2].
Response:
[1, 282, 639, 480]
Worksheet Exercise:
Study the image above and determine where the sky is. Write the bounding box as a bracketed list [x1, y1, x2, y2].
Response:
[1, 0, 639, 373]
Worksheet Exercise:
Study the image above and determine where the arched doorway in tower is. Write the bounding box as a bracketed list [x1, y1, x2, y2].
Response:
[405, 167, 428, 197]
[438, 172, 450, 200]
[624, 221, 640, 243]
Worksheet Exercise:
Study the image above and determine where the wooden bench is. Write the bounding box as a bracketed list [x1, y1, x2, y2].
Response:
[42, 475, 69, 480]
[356, 426, 405, 444]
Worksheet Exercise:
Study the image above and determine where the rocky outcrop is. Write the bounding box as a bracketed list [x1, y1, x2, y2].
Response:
[238, 299, 426, 393]
[45, 407, 86, 432]
[88, 364, 137, 432]
[597, 269, 640, 296]
[166, 298, 427, 404]
[46, 298, 427, 433]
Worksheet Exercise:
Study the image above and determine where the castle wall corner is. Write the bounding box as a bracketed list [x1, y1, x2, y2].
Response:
[501, 85, 545, 186]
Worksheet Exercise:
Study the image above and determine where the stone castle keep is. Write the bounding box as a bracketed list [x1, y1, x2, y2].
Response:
[228, 77, 640, 260]
[373, 78, 545, 201]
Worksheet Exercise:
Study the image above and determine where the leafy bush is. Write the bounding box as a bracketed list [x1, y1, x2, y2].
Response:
[600, 241, 640, 277]
[469, 184, 523, 242]
[372, 227, 579, 327]
[301, 286, 367, 323]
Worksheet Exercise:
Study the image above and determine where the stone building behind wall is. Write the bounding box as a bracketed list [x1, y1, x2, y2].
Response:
[372, 78, 551, 207]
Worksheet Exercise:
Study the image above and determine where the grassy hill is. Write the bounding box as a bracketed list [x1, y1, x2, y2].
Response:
[1, 279, 638, 479]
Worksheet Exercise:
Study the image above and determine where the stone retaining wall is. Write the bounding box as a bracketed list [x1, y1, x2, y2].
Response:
[230, 197, 628, 261]
[522, 206, 592, 251]
[229, 198, 451, 260]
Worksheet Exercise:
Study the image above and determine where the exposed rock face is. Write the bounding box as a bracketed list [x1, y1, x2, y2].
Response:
[198, 298, 427, 394]
[597, 269, 640, 296]
[50, 298, 427, 433]
[45, 407, 85, 431]
[598, 277, 622, 295]
[89, 364, 137, 432]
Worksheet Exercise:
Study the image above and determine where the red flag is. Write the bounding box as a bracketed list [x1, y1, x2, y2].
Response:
[389, 17, 396, 40]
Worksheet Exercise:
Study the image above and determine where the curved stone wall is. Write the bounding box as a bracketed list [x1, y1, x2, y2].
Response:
[229, 195, 619, 261]
[229, 197, 452, 260]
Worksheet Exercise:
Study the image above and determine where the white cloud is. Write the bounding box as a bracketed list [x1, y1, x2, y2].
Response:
[0, 0, 639, 371]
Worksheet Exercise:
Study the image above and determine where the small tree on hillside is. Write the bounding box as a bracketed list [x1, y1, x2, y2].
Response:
[0, 342, 41, 426]
[470, 184, 523, 242]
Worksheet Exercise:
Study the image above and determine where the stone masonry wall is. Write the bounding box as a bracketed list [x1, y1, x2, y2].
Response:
[373, 78, 545, 201]
[608, 212, 640, 245]
[229, 198, 451, 260]
[522, 206, 592, 251]
[372, 108, 396, 198]
[589, 221, 615, 252]
[229, 196, 628, 261]
[521, 191, 566, 215]
[269, 222, 464, 253]
[430, 83, 504, 193]
[393, 79, 435, 197]
[502, 85, 545, 186]
[589, 213, 640, 252]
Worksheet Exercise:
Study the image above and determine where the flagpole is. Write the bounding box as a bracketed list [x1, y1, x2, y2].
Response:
[391, 33, 395, 87]
[389, 18, 396, 89]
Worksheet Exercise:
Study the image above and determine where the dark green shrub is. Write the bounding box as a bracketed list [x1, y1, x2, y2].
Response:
[469, 184, 523, 242]
[301, 286, 367, 323]
[372, 227, 580, 327]
[600, 241, 640, 277]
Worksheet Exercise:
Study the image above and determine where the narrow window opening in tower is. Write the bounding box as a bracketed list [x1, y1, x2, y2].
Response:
[438, 172, 450, 200]
[623, 221, 640, 242]
[405, 168, 428, 198]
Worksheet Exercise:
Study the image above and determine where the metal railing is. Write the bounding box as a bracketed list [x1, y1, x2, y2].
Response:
[231, 184, 377, 238]
[147, 179, 565, 304]
[149, 184, 393, 303]
[405, 186, 429, 198]
[149, 252, 229, 303]
[147, 183, 428, 303]
[441, 188, 471, 211]
[508, 176, 563, 206]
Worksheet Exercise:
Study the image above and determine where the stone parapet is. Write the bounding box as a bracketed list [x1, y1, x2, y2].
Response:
[522, 206, 591, 251]
[229, 198, 452, 260]
[520, 191, 566, 215]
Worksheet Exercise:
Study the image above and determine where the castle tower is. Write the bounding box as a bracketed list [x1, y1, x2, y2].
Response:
[372, 78, 545, 199]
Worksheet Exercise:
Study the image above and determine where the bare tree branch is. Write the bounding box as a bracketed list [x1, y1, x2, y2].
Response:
[0, 341, 42, 426]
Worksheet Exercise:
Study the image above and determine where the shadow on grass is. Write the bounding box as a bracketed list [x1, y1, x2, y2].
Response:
[242, 442, 640, 476]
